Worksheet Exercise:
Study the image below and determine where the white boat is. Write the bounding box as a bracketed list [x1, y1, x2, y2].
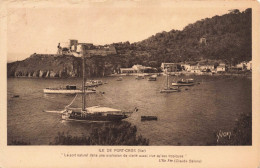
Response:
[160, 69, 180, 93]
[148, 75, 157, 81]
[85, 80, 103, 87]
[86, 81, 99, 87]
[62, 106, 136, 121]
[43, 85, 96, 94]
[60, 45, 136, 122]
[160, 87, 180, 93]
[172, 78, 195, 86]
[116, 77, 123, 81]
[135, 74, 145, 80]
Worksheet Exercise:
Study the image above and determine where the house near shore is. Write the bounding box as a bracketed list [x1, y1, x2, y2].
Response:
[199, 62, 215, 72]
[246, 61, 252, 71]
[236, 62, 245, 70]
[120, 68, 137, 74]
[236, 61, 252, 71]
[216, 63, 226, 72]
[163, 62, 216, 73]
[120, 64, 157, 74]
[161, 63, 181, 73]
[132, 64, 146, 73]
[190, 64, 201, 73]
[181, 63, 191, 71]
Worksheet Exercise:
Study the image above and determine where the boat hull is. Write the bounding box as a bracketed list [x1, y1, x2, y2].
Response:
[64, 114, 128, 122]
[148, 78, 156, 81]
[43, 89, 96, 94]
[171, 83, 194, 86]
[61, 106, 134, 122]
[160, 89, 180, 93]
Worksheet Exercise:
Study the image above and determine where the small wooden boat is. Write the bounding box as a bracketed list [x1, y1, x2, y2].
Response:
[12, 95, 20, 98]
[85, 82, 99, 87]
[160, 87, 180, 93]
[85, 80, 103, 87]
[148, 75, 157, 81]
[116, 77, 123, 81]
[136, 74, 145, 80]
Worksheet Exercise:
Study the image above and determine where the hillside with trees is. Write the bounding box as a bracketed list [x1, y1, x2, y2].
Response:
[115, 8, 251, 68]
[7, 8, 252, 77]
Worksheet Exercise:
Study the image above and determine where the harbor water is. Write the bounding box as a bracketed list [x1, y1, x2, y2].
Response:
[7, 75, 252, 145]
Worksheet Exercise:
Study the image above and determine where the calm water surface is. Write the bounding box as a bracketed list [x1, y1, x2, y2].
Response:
[7, 75, 251, 145]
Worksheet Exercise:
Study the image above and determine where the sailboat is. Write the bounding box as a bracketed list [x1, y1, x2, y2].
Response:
[160, 68, 180, 93]
[61, 45, 136, 121]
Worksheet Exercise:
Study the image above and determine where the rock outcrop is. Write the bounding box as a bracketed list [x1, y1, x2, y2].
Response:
[7, 54, 124, 78]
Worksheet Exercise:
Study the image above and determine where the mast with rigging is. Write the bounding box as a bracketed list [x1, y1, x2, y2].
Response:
[81, 45, 86, 111]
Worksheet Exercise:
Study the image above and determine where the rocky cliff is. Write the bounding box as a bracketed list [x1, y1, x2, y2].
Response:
[7, 54, 125, 78]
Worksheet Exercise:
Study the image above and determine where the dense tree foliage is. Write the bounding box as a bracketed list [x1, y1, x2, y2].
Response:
[50, 122, 149, 145]
[115, 8, 252, 68]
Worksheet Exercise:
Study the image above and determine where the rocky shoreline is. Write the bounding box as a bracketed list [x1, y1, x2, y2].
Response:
[7, 54, 125, 78]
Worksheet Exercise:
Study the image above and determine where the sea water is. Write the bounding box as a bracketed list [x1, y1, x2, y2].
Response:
[7, 75, 251, 145]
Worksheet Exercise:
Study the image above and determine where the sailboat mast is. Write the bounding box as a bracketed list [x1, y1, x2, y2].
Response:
[82, 46, 86, 111]
[166, 68, 169, 89]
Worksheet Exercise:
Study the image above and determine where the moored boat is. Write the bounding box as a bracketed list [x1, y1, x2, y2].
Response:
[135, 74, 145, 80]
[62, 106, 136, 121]
[116, 77, 123, 81]
[160, 87, 180, 93]
[148, 75, 157, 81]
[160, 69, 180, 93]
[85, 80, 103, 87]
[43, 85, 96, 94]
[172, 78, 195, 86]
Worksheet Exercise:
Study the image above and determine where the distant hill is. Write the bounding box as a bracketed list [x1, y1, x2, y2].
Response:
[115, 8, 252, 67]
[7, 8, 252, 77]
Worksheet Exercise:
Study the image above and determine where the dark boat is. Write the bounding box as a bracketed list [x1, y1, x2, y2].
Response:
[12, 95, 20, 98]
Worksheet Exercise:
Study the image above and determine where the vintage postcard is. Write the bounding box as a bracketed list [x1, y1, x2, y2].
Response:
[0, 0, 259, 167]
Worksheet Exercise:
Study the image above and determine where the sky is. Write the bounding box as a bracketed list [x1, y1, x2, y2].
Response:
[7, 3, 248, 62]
